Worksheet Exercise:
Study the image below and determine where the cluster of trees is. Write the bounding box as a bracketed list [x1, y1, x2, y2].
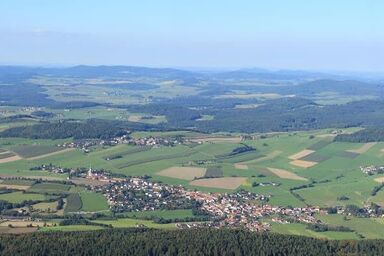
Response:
[371, 183, 384, 196]
[57, 198, 64, 210]
[344, 205, 363, 216]
[337, 195, 350, 201]
[228, 144, 256, 156]
[58, 215, 111, 228]
[30, 111, 55, 118]
[306, 223, 353, 232]
[0, 228, 383, 255]
[0, 199, 41, 214]
[346, 204, 384, 217]
[335, 127, 384, 142]
[215, 145, 256, 159]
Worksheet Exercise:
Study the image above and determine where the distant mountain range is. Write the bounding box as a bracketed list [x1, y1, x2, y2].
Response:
[0, 65, 383, 82]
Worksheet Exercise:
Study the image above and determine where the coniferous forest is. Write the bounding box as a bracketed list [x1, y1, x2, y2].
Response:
[0, 228, 384, 256]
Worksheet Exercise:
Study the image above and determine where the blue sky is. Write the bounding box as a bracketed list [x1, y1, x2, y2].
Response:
[0, 0, 383, 71]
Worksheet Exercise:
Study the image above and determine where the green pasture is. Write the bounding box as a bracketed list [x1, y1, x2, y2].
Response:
[270, 222, 358, 240]
[0, 179, 35, 186]
[28, 182, 71, 193]
[10, 145, 63, 158]
[92, 218, 177, 229]
[0, 191, 46, 203]
[39, 225, 104, 232]
[64, 193, 82, 213]
[79, 191, 109, 212]
[122, 209, 194, 219]
[318, 214, 384, 239]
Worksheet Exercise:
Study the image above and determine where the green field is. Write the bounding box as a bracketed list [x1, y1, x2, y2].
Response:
[0, 191, 46, 203]
[28, 182, 71, 193]
[0, 179, 35, 186]
[1, 127, 384, 239]
[39, 225, 104, 232]
[79, 191, 109, 212]
[318, 214, 384, 239]
[64, 193, 82, 213]
[123, 209, 194, 219]
[1, 128, 382, 204]
[0, 152, 16, 159]
[10, 144, 63, 158]
[92, 218, 177, 229]
[270, 222, 359, 240]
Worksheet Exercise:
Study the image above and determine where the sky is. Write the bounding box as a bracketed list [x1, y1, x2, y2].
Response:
[0, 0, 383, 72]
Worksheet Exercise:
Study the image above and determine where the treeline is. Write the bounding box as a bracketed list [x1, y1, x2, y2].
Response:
[335, 127, 384, 142]
[306, 223, 353, 232]
[1, 228, 384, 255]
[59, 215, 111, 228]
[229, 144, 256, 155]
[0, 199, 42, 215]
[0, 119, 165, 139]
[216, 145, 256, 159]
[371, 183, 384, 196]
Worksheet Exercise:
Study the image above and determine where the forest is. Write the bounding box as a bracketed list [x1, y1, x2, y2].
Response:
[335, 127, 384, 142]
[0, 119, 165, 139]
[3, 97, 384, 138]
[126, 97, 384, 133]
[0, 228, 383, 255]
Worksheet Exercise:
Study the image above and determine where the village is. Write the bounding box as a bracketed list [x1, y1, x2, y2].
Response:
[58, 134, 183, 153]
[30, 164, 112, 182]
[93, 176, 323, 232]
[20, 164, 384, 232]
[360, 165, 384, 175]
[101, 177, 190, 212]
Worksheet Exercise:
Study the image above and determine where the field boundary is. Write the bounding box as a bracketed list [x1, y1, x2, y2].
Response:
[267, 167, 308, 181]
[26, 148, 75, 160]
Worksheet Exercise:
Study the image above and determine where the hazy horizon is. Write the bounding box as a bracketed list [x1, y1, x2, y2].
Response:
[1, 0, 383, 72]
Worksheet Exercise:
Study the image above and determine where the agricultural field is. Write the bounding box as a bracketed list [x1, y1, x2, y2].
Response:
[79, 191, 109, 212]
[0, 128, 382, 202]
[0, 179, 35, 190]
[27, 182, 71, 193]
[317, 214, 384, 239]
[39, 225, 104, 232]
[0, 126, 384, 239]
[190, 177, 247, 190]
[0, 191, 46, 203]
[270, 222, 359, 240]
[266, 168, 307, 181]
[10, 145, 68, 159]
[157, 166, 207, 180]
[92, 218, 177, 229]
[122, 209, 194, 220]
[64, 193, 82, 213]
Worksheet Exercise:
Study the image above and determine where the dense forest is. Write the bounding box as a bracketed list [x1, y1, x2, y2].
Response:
[127, 98, 384, 133]
[3, 98, 384, 137]
[0, 228, 383, 255]
[335, 127, 384, 142]
[0, 119, 165, 139]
